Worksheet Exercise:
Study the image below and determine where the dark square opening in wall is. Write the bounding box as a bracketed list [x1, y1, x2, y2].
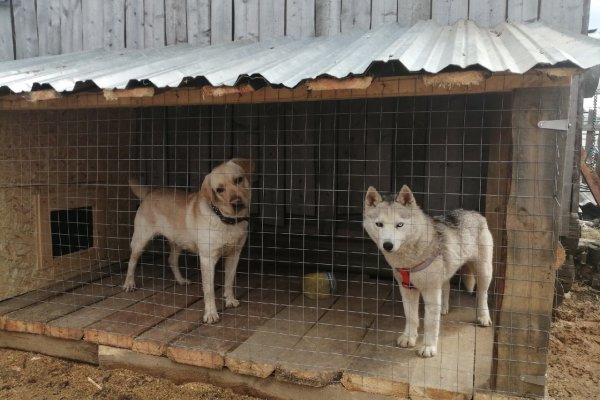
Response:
[50, 206, 94, 257]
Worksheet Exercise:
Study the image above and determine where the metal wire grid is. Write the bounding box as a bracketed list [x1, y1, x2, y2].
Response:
[0, 92, 559, 396]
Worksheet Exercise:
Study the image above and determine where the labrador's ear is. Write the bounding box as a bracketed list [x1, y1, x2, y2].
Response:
[231, 158, 255, 182]
[365, 186, 382, 207]
[396, 185, 415, 207]
[200, 173, 215, 203]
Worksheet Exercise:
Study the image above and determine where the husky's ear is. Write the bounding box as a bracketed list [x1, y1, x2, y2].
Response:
[200, 173, 215, 203]
[396, 185, 415, 207]
[365, 186, 383, 207]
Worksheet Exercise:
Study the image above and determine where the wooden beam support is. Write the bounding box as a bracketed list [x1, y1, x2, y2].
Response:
[0, 70, 575, 110]
[580, 148, 600, 205]
[493, 86, 564, 397]
[103, 87, 155, 100]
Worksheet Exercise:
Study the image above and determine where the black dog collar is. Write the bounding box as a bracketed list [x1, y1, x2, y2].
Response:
[210, 203, 250, 225]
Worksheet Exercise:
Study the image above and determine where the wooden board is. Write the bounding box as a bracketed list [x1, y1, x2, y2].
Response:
[469, 0, 505, 28]
[103, 0, 125, 50]
[0, 262, 123, 318]
[258, 0, 285, 40]
[225, 284, 341, 378]
[167, 276, 302, 369]
[234, 0, 259, 41]
[186, 0, 211, 45]
[340, 0, 370, 32]
[0, 1, 14, 61]
[286, 0, 315, 39]
[494, 87, 563, 396]
[82, 0, 104, 50]
[539, 0, 585, 34]
[99, 345, 395, 400]
[371, 0, 398, 27]
[0, 330, 99, 365]
[342, 289, 493, 398]
[397, 0, 430, 27]
[211, 0, 233, 44]
[0, 72, 576, 111]
[432, 0, 469, 25]
[315, 0, 341, 37]
[166, 0, 187, 45]
[131, 269, 260, 356]
[2, 274, 125, 335]
[36, 0, 61, 56]
[507, 0, 539, 23]
[60, 0, 83, 53]
[83, 278, 203, 349]
[13, 0, 39, 59]
[275, 279, 393, 387]
[45, 262, 180, 340]
[125, 0, 144, 49]
[144, 0, 166, 48]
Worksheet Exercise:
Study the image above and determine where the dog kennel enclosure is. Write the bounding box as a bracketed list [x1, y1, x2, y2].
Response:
[0, 3, 599, 399]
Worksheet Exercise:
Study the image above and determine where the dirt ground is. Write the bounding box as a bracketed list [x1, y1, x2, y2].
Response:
[547, 281, 600, 399]
[0, 282, 598, 400]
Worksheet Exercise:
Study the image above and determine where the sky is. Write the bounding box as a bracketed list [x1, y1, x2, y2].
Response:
[591, 0, 600, 32]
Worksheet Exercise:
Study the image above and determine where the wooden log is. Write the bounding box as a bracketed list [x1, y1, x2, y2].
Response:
[0, 330, 99, 365]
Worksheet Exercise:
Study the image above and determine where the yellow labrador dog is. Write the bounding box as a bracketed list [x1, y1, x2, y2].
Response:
[124, 159, 254, 323]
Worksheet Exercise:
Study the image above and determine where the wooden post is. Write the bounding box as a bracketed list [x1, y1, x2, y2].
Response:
[493, 87, 566, 396]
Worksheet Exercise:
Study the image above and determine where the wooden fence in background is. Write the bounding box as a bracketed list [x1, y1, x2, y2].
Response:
[0, 0, 588, 61]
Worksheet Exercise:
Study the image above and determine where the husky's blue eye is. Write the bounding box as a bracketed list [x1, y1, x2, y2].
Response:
[396, 222, 404, 228]
[375, 222, 383, 228]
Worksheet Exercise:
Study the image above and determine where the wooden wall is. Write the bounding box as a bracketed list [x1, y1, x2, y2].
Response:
[0, 0, 588, 61]
[0, 108, 136, 300]
[135, 94, 505, 272]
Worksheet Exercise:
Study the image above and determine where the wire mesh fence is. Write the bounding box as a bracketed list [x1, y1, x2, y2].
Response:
[0, 91, 563, 398]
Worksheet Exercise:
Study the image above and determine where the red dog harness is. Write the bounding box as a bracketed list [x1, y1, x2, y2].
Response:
[396, 250, 440, 289]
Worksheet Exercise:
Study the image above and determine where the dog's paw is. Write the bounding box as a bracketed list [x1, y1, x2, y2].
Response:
[397, 334, 417, 348]
[477, 314, 492, 327]
[417, 345, 437, 358]
[441, 304, 449, 315]
[225, 297, 240, 308]
[203, 311, 220, 324]
[176, 277, 192, 286]
[123, 278, 137, 292]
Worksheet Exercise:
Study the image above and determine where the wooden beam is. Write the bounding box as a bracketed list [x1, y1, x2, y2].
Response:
[494, 87, 564, 396]
[580, 148, 600, 205]
[306, 76, 373, 91]
[0, 330, 98, 365]
[103, 87, 155, 100]
[0, 71, 575, 111]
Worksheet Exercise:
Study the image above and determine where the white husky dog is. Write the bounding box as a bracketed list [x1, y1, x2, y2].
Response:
[363, 185, 493, 357]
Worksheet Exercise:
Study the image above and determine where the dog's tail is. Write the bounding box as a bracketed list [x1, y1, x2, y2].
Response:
[129, 178, 151, 200]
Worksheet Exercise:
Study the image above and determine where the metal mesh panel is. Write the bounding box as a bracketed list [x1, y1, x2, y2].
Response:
[0, 91, 563, 398]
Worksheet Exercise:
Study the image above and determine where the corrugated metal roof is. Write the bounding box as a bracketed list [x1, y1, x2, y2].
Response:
[1, 19, 599, 93]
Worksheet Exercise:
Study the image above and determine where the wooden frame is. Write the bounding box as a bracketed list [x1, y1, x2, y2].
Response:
[33, 186, 107, 271]
[0, 68, 582, 399]
[0, 69, 577, 111]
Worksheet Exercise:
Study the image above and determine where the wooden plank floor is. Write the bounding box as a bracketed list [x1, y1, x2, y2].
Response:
[0, 260, 493, 398]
